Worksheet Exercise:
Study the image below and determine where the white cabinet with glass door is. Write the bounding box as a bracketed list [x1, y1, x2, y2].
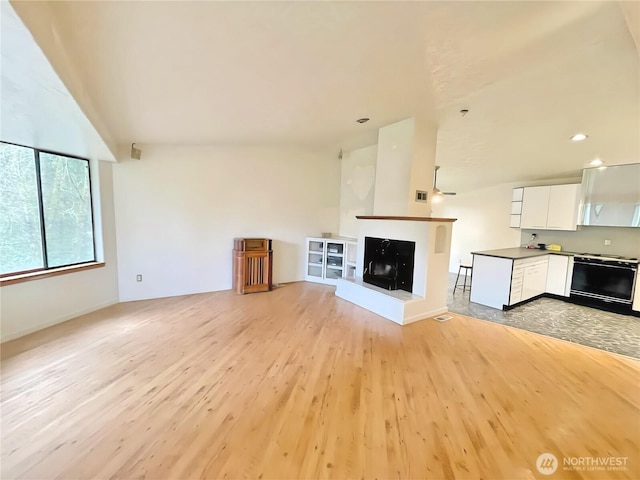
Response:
[305, 237, 356, 285]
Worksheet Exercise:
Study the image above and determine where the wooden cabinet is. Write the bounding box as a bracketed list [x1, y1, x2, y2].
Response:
[305, 237, 356, 285]
[233, 238, 273, 294]
[520, 184, 581, 230]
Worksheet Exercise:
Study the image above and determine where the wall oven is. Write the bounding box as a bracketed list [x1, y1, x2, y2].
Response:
[570, 255, 638, 306]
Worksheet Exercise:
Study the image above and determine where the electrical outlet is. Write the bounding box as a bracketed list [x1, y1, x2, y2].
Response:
[604, 239, 612, 246]
[136, 274, 142, 282]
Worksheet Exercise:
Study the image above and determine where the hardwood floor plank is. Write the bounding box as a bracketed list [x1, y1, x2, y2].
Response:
[1, 282, 638, 479]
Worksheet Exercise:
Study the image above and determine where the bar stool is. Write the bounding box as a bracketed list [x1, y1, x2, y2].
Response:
[454, 264, 472, 294]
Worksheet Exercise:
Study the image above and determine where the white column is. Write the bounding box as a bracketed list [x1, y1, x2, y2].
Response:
[372, 117, 437, 216]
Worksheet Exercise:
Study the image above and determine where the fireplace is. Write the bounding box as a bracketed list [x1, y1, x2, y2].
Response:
[363, 236, 415, 293]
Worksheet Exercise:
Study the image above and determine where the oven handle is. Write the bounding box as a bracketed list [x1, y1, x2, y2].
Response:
[573, 261, 638, 271]
[570, 290, 633, 304]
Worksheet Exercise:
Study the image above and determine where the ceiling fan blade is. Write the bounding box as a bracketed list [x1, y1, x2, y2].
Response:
[433, 166, 456, 196]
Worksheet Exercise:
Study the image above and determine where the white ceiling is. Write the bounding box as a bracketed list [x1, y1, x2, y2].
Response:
[0, 2, 114, 161]
[430, 1, 639, 191]
[6, 1, 639, 192]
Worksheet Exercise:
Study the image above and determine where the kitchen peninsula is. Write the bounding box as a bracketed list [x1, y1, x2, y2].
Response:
[469, 247, 640, 314]
[470, 248, 566, 309]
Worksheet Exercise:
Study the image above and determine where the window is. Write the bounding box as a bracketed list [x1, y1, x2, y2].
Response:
[0, 142, 95, 276]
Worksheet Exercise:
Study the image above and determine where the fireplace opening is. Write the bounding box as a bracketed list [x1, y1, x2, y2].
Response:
[363, 237, 415, 293]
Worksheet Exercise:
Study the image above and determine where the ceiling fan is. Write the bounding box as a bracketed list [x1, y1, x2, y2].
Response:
[433, 165, 457, 197]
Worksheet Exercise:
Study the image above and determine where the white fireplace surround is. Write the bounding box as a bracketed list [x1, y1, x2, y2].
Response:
[335, 216, 455, 325]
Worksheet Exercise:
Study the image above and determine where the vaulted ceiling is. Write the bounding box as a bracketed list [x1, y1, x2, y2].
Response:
[4, 1, 639, 192]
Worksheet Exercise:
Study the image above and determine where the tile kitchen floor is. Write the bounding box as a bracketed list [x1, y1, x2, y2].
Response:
[447, 273, 640, 359]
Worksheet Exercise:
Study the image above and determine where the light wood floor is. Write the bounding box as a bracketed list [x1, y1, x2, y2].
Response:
[1, 282, 638, 479]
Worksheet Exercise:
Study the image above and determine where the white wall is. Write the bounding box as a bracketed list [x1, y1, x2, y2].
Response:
[0, 161, 119, 341]
[432, 183, 522, 272]
[431, 180, 640, 273]
[112, 145, 340, 301]
[338, 145, 377, 238]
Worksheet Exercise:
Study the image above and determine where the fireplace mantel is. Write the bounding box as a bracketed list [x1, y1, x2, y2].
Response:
[356, 216, 457, 222]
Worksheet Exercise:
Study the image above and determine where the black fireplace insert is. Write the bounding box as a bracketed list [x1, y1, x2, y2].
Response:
[363, 236, 415, 293]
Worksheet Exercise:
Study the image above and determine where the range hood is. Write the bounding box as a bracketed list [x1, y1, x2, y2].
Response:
[579, 163, 640, 227]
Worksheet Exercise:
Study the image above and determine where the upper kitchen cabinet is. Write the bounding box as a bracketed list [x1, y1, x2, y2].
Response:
[547, 184, 582, 230]
[510, 187, 523, 228]
[520, 184, 581, 230]
[520, 186, 549, 229]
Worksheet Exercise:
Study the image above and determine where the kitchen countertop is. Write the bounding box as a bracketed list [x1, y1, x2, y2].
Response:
[471, 247, 576, 260]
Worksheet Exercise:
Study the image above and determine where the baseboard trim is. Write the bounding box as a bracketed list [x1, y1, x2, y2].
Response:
[404, 307, 449, 325]
[1, 299, 119, 343]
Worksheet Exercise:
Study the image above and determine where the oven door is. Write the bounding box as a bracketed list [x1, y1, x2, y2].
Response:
[570, 261, 636, 304]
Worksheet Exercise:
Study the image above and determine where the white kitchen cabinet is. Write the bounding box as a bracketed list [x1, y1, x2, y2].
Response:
[510, 187, 524, 228]
[520, 186, 550, 229]
[305, 237, 356, 286]
[546, 255, 570, 296]
[565, 256, 574, 296]
[470, 255, 513, 309]
[509, 262, 524, 304]
[547, 184, 581, 230]
[516, 257, 549, 302]
[512, 187, 524, 202]
[520, 184, 581, 230]
[471, 254, 549, 309]
[633, 274, 640, 312]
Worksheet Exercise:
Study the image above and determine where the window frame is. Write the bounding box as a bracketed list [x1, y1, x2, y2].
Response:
[0, 140, 97, 278]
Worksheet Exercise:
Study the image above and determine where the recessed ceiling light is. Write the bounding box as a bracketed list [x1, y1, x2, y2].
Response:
[356, 118, 369, 124]
[570, 133, 588, 142]
[589, 158, 603, 166]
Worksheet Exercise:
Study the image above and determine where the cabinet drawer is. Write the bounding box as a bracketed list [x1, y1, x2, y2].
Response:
[530, 258, 549, 266]
[515, 256, 546, 267]
[512, 268, 524, 281]
[510, 287, 522, 304]
[526, 265, 542, 274]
